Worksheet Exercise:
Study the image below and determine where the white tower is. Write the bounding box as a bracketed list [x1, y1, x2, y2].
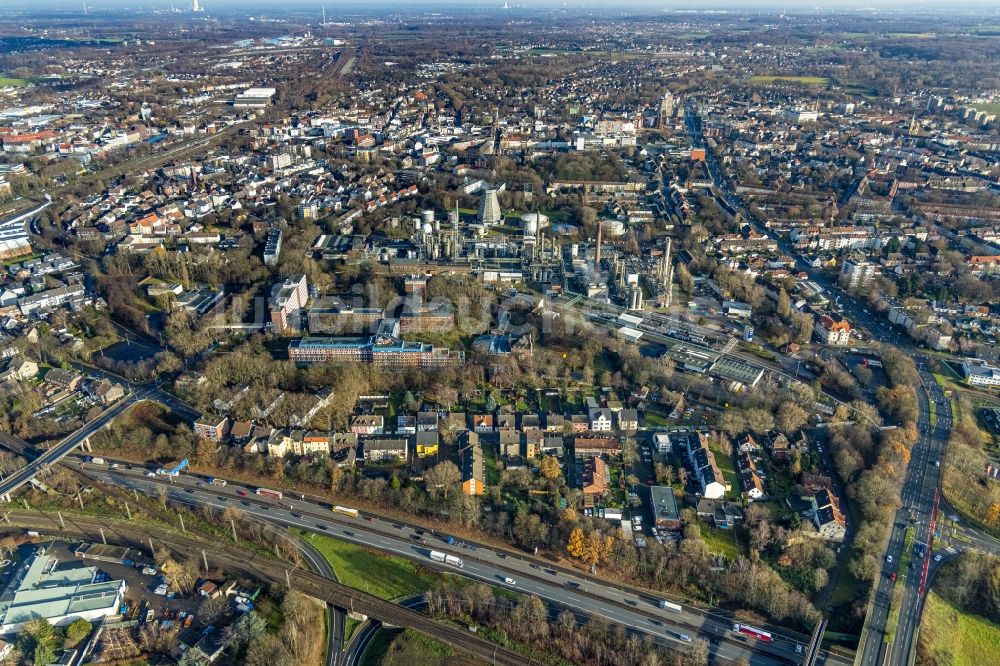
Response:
[192, 0, 204, 12]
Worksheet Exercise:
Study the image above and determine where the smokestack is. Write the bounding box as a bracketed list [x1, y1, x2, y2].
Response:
[595, 221, 602, 270]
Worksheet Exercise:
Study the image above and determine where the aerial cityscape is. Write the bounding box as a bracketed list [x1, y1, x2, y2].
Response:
[0, 1, 998, 665]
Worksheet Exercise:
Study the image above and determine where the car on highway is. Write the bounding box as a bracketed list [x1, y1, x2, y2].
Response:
[317, 524, 328, 530]
[237, 490, 248, 497]
[503, 577, 516, 585]
[934, 554, 943, 562]
[889, 572, 896, 582]
[886, 555, 893, 564]
[217, 496, 227, 501]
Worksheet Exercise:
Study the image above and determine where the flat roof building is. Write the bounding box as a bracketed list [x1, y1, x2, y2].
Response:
[650, 485, 681, 530]
[0, 549, 126, 633]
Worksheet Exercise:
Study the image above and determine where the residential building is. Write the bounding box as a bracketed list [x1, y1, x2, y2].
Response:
[816, 314, 851, 346]
[618, 408, 639, 432]
[417, 411, 439, 432]
[573, 436, 621, 457]
[840, 258, 876, 289]
[544, 414, 565, 432]
[735, 433, 759, 454]
[650, 485, 681, 530]
[472, 414, 495, 433]
[263, 226, 282, 266]
[811, 488, 847, 542]
[580, 456, 608, 498]
[17, 282, 86, 316]
[682, 432, 728, 500]
[269, 274, 308, 331]
[653, 432, 672, 454]
[523, 429, 544, 458]
[350, 415, 384, 436]
[695, 499, 744, 529]
[461, 439, 484, 496]
[569, 414, 589, 432]
[541, 436, 565, 457]
[363, 438, 408, 463]
[497, 413, 516, 431]
[87, 379, 125, 405]
[44, 368, 82, 391]
[588, 408, 613, 432]
[766, 431, 791, 461]
[499, 430, 520, 458]
[0, 356, 37, 383]
[415, 431, 439, 458]
[194, 415, 231, 441]
[738, 453, 765, 500]
[396, 415, 416, 434]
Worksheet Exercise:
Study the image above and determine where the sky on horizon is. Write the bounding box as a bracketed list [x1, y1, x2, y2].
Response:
[9, 0, 1000, 11]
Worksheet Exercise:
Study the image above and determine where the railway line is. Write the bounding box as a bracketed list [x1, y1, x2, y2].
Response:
[0, 509, 535, 666]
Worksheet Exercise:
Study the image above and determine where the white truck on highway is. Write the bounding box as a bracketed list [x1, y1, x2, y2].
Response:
[429, 550, 464, 568]
[87, 457, 106, 465]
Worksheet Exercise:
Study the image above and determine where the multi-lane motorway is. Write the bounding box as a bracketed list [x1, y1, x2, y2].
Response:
[683, 103, 1000, 666]
[857, 357, 949, 666]
[80, 459, 848, 666]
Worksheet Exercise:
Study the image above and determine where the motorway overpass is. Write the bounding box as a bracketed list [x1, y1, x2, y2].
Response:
[0, 510, 529, 666]
[0, 387, 157, 500]
[683, 105, 1000, 666]
[77, 460, 850, 666]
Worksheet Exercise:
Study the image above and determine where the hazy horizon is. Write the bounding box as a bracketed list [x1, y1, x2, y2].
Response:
[7, 0, 1000, 13]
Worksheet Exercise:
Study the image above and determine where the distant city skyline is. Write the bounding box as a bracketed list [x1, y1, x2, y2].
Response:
[12, 0, 1000, 12]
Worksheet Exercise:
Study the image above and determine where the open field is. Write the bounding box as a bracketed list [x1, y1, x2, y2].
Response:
[971, 102, 1000, 115]
[750, 75, 830, 86]
[298, 531, 436, 600]
[0, 76, 29, 88]
[361, 628, 464, 666]
[701, 525, 740, 559]
[918, 592, 1000, 666]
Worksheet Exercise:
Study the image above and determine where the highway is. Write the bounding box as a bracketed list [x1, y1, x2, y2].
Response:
[344, 595, 426, 666]
[0, 387, 156, 499]
[683, 104, 1000, 666]
[80, 460, 846, 666]
[0, 509, 531, 666]
[856, 356, 948, 666]
[296, 535, 346, 666]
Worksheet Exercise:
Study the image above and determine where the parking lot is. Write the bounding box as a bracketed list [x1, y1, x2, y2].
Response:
[51, 540, 206, 624]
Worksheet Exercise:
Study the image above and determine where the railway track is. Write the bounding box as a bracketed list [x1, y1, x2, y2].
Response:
[0, 510, 535, 666]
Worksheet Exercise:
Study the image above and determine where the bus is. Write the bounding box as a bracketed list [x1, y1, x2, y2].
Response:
[332, 506, 359, 518]
[733, 624, 772, 642]
[255, 488, 283, 500]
